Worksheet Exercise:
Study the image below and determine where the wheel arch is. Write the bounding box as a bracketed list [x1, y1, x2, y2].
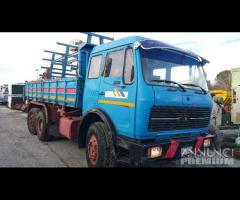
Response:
[28, 101, 49, 123]
[78, 108, 117, 148]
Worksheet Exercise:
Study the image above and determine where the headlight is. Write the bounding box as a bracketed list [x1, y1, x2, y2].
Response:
[147, 146, 162, 158]
[203, 139, 211, 147]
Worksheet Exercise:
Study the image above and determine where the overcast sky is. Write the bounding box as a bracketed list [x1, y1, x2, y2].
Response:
[0, 32, 240, 85]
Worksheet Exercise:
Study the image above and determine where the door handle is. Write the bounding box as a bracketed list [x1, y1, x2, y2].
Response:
[99, 91, 105, 96]
[114, 81, 121, 85]
[113, 81, 126, 89]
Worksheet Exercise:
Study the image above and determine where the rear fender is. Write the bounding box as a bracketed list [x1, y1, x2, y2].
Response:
[28, 101, 49, 123]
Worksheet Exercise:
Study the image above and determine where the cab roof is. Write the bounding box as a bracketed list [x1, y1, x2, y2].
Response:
[91, 36, 145, 53]
[91, 36, 209, 65]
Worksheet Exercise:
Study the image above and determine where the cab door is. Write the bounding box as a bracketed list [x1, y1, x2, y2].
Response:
[83, 54, 103, 113]
[98, 46, 137, 138]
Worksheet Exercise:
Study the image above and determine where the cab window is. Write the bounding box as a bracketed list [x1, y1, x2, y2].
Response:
[124, 48, 134, 84]
[103, 49, 125, 77]
[88, 55, 102, 79]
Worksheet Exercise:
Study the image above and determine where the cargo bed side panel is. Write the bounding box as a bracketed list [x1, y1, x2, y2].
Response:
[25, 78, 82, 108]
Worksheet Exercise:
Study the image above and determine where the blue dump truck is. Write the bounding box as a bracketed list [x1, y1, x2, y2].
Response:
[25, 32, 214, 167]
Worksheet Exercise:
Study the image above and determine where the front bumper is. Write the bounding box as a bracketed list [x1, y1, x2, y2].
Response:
[117, 134, 215, 164]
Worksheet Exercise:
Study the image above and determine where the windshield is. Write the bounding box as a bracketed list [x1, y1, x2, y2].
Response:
[140, 49, 209, 92]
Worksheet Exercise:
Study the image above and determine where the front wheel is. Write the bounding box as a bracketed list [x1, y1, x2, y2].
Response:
[86, 122, 116, 168]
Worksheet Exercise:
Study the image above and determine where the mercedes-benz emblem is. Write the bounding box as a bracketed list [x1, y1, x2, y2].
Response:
[180, 116, 188, 121]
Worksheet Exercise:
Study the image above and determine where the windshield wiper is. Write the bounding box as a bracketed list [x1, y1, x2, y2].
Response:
[150, 79, 186, 92]
[181, 83, 207, 94]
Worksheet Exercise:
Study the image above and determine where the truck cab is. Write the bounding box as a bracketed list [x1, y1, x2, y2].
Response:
[82, 36, 214, 165]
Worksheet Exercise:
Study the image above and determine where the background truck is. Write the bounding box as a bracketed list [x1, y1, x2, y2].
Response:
[209, 68, 240, 127]
[25, 32, 214, 167]
[7, 83, 25, 109]
[0, 85, 8, 104]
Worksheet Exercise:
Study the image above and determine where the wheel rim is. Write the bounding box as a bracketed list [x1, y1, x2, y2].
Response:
[87, 135, 99, 165]
[37, 118, 43, 135]
[29, 113, 35, 130]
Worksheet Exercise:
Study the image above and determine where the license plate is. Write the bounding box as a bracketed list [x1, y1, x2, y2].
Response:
[181, 146, 193, 157]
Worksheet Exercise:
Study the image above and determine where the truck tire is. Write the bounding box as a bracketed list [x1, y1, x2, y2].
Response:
[86, 122, 116, 168]
[27, 108, 40, 135]
[36, 110, 52, 141]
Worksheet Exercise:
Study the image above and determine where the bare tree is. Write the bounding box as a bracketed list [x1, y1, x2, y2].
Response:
[212, 70, 231, 90]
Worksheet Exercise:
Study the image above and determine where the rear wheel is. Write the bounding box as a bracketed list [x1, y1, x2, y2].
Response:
[27, 108, 40, 135]
[86, 122, 116, 168]
[36, 110, 52, 141]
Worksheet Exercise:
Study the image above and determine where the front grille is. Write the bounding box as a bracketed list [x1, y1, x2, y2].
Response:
[148, 106, 211, 132]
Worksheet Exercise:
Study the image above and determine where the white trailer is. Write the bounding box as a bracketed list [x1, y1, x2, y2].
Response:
[231, 68, 240, 125]
[7, 84, 24, 108]
[0, 86, 8, 104]
[235, 85, 240, 124]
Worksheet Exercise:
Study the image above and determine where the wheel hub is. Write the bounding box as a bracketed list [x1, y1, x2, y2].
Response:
[88, 135, 99, 165]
